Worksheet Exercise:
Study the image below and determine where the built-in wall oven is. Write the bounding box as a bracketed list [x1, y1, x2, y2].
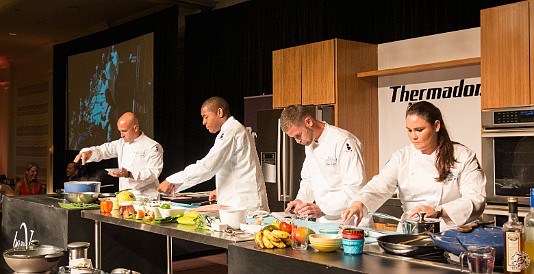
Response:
[482, 106, 534, 207]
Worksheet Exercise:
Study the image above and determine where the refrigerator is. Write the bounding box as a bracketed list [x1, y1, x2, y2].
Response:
[256, 106, 335, 212]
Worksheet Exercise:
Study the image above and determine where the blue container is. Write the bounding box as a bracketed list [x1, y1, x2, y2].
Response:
[319, 228, 340, 235]
[342, 238, 364, 255]
[64, 181, 101, 193]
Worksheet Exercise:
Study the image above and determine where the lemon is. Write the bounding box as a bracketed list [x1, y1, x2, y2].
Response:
[115, 190, 136, 206]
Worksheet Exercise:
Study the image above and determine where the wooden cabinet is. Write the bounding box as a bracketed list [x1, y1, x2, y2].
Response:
[272, 40, 336, 108]
[272, 39, 379, 179]
[481, 1, 534, 109]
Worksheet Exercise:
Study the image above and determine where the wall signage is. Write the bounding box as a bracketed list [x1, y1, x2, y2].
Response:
[388, 79, 481, 103]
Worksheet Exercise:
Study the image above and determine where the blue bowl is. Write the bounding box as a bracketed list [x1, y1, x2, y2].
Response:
[319, 228, 340, 235]
[64, 181, 101, 193]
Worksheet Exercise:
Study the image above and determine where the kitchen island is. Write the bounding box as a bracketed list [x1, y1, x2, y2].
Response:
[229, 241, 469, 274]
[82, 209, 493, 274]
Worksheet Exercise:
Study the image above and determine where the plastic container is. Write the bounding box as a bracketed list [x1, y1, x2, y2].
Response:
[342, 228, 364, 255]
[342, 238, 364, 255]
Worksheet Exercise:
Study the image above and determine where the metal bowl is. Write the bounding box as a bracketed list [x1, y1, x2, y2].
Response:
[3, 242, 65, 272]
[64, 192, 100, 203]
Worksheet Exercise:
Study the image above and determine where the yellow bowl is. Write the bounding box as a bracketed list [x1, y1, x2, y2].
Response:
[309, 234, 342, 252]
[311, 242, 342, 252]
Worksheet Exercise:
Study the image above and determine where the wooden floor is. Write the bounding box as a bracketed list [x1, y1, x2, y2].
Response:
[173, 253, 228, 274]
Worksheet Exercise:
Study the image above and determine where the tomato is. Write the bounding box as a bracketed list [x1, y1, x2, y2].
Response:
[292, 227, 308, 244]
[136, 209, 145, 219]
[100, 199, 113, 213]
[144, 210, 156, 221]
[279, 222, 293, 233]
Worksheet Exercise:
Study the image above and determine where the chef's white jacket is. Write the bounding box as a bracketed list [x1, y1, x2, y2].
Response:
[296, 123, 370, 225]
[166, 116, 269, 212]
[81, 132, 164, 199]
[352, 143, 486, 230]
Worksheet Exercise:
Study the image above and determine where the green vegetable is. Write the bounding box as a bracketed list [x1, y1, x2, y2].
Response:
[152, 216, 179, 224]
[160, 203, 171, 209]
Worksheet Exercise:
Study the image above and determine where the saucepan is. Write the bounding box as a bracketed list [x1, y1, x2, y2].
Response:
[372, 212, 440, 235]
[377, 234, 443, 256]
[64, 181, 101, 193]
[3, 240, 66, 273]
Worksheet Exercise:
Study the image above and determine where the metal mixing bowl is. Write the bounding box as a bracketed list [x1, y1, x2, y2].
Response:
[3, 242, 65, 272]
[64, 192, 100, 203]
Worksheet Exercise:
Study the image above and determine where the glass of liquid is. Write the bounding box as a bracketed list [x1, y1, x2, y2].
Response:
[459, 246, 495, 274]
[291, 214, 309, 250]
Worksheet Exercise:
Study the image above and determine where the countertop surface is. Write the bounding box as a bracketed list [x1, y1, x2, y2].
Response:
[81, 209, 254, 248]
[229, 241, 470, 274]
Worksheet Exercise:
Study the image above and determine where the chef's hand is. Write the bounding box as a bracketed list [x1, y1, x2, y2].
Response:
[73, 150, 93, 165]
[108, 168, 129, 178]
[74, 150, 93, 165]
[408, 205, 441, 219]
[158, 180, 175, 194]
[285, 199, 304, 213]
[341, 201, 364, 225]
[294, 203, 324, 219]
[209, 189, 217, 203]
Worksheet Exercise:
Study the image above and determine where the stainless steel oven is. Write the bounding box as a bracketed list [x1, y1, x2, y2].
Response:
[482, 106, 534, 206]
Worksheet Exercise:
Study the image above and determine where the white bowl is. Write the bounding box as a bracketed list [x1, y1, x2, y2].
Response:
[240, 223, 265, 234]
[219, 207, 247, 230]
[159, 206, 186, 218]
[132, 201, 146, 212]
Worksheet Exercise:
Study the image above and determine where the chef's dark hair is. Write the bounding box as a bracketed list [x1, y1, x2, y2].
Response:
[406, 101, 457, 182]
[202, 96, 231, 117]
[280, 104, 313, 132]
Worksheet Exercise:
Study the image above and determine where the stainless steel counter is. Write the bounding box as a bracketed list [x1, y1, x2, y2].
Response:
[229, 241, 465, 274]
[81, 209, 254, 274]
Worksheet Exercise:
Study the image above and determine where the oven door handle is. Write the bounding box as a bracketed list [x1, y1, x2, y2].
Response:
[481, 128, 534, 138]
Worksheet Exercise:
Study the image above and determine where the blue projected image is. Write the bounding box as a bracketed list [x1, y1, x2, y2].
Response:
[67, 33, 154, 150]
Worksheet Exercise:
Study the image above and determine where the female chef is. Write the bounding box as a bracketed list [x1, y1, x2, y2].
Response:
[341, 101, 486, 230]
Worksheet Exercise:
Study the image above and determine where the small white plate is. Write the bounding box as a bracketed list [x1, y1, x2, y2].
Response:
[105, 168, 121, 173]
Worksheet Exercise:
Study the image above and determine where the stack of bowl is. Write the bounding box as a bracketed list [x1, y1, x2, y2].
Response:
[309, 234, 342, 252]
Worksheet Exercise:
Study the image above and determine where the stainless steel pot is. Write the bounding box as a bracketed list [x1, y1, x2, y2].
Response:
[3, 240, 65, 273]
[64, 192, 100, 203]
[372, 212, 440, 234]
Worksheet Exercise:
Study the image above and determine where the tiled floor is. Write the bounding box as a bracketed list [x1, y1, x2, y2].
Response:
[173, 253, 227, 274]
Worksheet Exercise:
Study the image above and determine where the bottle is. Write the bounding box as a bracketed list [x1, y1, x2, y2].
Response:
[524, 189, 534, 273]
[503, 197, 527, 273]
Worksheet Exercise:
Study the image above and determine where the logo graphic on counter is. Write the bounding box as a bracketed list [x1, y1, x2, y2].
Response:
[12, 222, 35, 248]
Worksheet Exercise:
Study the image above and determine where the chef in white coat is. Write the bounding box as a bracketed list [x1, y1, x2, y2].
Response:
[74, 112, 164, 199]
[281, 105, 370, 225]
[158, 96, 269, 212]
[341, 101, 486, 231]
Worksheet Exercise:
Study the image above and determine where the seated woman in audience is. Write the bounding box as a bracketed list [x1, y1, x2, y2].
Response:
[14, 162, 46, 195]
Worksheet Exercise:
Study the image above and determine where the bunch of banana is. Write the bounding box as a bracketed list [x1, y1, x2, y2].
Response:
[254, 227, 292, 249]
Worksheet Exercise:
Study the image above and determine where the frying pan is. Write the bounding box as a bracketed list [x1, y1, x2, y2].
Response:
[377, 234, 443, 257]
